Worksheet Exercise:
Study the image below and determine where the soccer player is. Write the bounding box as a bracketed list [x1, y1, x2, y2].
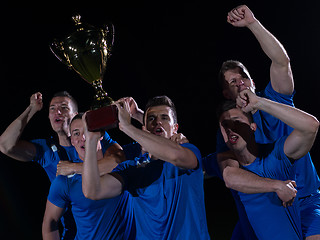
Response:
[82, 96, 211, 239]
[218, 89, 319, 239]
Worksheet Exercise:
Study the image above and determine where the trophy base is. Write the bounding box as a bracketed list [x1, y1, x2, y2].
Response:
[85, 105, 118, 132]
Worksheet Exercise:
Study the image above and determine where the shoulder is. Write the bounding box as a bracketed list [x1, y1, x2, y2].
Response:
[48, 175, 69, 208]
[112, 159, 137, 172]
[30, 138, 49, 150]
[100, 131, 117, 150]
[51, 175, 68, 187]
[257, 82, 295, 106]
[181, 143, 201, 159]
[258, 136, 292, 166]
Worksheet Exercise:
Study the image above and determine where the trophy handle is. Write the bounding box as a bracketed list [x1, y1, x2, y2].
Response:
[49, 40, 72, 68]
[103, 23, 115, 58]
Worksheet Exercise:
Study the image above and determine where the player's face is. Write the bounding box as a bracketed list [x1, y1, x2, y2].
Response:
[70, 119, 86, 160]
[144, 105, 178, 139]
[223, 68, 255, 100]
[49, 97, 77, 136]
[219, 108, 254, 153]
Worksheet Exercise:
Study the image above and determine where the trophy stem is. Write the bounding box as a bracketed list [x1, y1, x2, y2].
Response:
[91, 79, 114, 110]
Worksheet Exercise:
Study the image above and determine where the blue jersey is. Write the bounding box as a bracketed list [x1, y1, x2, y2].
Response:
[31, 132, 116, 240]
[254, 82, 320, 198]
[214, 82, 320, 239]
[115, 143, 210, 240]
[31, 132, 116, 183]
[48, 174, 135, 240]
[239, 137, 302, 239]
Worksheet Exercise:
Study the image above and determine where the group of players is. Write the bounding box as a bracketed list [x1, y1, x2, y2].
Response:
[1, 5, 319, 240]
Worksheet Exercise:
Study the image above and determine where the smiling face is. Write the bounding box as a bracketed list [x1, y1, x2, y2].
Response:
[48, 96, 77, 136]
[219, 108, 256, 153]
[143, 105, 178, 139]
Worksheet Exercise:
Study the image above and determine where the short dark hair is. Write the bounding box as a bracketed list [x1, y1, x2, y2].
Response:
[218, 60, 251, 90]
[216, 100, 253, 123]
[52, 91, 78, 113]
[69, 112, 84, 132]
[143, 96, 177, 124]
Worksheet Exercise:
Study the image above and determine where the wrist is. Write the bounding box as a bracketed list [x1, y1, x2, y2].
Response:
[247, 19, 260, 31]
[86, 133, 101, 143]
[133, 109, 144, 124]
[27, 104, 39, 115]
[271, 179, 283, 193]
[71, 162, 83, 174]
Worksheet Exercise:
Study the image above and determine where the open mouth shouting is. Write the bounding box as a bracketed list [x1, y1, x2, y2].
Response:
[228, 133, 239, 145]
[153, 126, 164, 136]
[54, 116, 65, 124]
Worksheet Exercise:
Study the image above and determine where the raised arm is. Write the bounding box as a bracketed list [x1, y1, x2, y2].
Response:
[81, 115, 123, 200]
[238, 89, 319, 160]
[115, 100, 198, 169]
[118, 97, 144, 124]
[0, 92, 43, 162]
[227, 5, 293, 94]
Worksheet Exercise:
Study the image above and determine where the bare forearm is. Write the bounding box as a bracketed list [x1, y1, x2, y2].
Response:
[42, 220, 60, 240]
[42, 230, 60, 240]
[257, 97, 319, 134]
[223, 166, 281, 193]
[82, 139, 102, 199]
[248, 21, 289, 66]
[0, 105, 36, 153]
[121, 124, 196, 168]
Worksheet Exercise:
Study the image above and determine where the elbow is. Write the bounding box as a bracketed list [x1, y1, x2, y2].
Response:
[82, 184, 100, 200]
[312, 117, 320, 133]
[307, 116, 320, 136]
[223, 166, 236, 189]
[83, 188, 99, 200]
[0, 137, 8, 154]
[278, 52, 291, 67]
[0, 137, 7, 153]
[171, 150, 198, 169]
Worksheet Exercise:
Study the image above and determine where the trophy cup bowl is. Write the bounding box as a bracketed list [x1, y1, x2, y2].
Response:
[50, 14, 118, 131]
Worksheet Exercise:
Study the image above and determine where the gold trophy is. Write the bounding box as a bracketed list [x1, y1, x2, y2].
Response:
[50, 14, 118, 131]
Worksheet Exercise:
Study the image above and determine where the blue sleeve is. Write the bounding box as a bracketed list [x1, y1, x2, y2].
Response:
[47, 176, 70, 209]
[180, 143, 202, 172]
[254, 83, 295, 143]
[100, 131, 117, 153]
[30, 139, 49, 166]
[30, 138, 60, 171]
[272, 137, 293, 168]
[258, 82, 295, 106]
[265, 137, 294, 180]
[202, 152, 222, 179]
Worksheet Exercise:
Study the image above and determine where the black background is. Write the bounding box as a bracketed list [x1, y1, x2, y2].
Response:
[1, 0, 320, 239]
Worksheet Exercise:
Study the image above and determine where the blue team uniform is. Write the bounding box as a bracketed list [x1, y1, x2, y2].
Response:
[208, 82, 320, 238]
[31, 132, 116, 240]
[254, 82, 320, 238]
[118, 142, 211, 240]
[48, 175, 135, 240]
[46, 133, 135, 239]
[239, 137, 302, 239]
